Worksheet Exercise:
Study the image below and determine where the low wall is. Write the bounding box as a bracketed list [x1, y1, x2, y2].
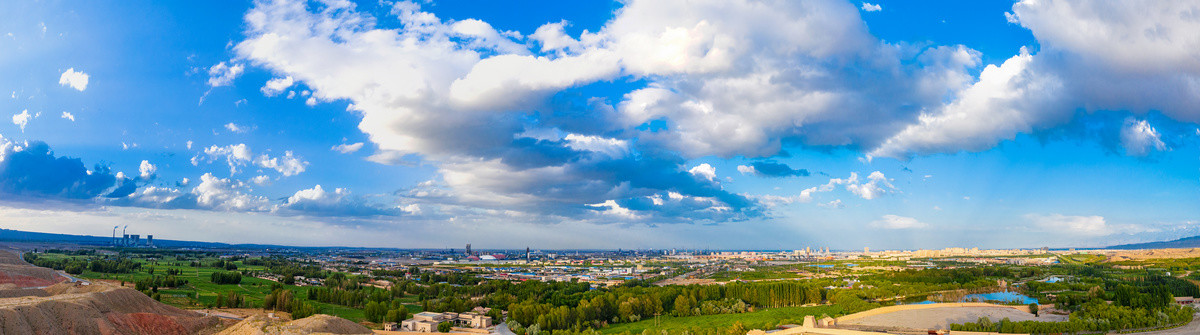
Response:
[836, 303, 1029, 323]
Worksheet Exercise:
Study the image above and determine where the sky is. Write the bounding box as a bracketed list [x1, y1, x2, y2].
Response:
[1, 0, 1199, 250]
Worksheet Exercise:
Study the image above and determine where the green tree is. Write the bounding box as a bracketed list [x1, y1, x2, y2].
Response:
[438, 321, 453, 333]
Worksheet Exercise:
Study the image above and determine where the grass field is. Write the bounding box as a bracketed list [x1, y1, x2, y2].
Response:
[598, 305, 846, 334]
[30, 252, 390, 321]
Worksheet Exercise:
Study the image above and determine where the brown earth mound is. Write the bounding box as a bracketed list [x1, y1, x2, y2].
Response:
[217, 314, 372, 335]
[0, 248, 221, 335]
[0, 282, 221, 335]
[0, 250, 67, 288]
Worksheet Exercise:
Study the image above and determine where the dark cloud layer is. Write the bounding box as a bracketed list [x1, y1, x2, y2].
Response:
[0, 142, 135, 199]
[748, 161, 811, 178]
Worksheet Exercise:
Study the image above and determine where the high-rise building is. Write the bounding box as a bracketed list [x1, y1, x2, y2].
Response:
[466, 243, 472, 256]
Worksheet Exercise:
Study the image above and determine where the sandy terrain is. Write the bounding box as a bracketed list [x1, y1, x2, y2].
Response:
[0, 248, 68, 288]
[1103, 248, 1200, 262]
[218, 314, 372, 335]
[841, 305, 1066, 331]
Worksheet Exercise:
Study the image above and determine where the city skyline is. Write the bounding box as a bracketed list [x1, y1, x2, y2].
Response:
[1, 0, 1199, 250]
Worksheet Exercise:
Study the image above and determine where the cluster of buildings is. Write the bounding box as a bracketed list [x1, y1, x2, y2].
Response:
[474, 265, 646, 287]
[389, 309, 493, 333]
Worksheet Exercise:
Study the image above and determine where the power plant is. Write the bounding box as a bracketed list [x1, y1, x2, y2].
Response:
[111, 225, 154, 247]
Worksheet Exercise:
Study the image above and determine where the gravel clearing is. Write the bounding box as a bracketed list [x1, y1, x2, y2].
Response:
[841, 306, 1067, 331]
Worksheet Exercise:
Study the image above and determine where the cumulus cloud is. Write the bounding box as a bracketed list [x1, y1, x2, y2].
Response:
[870, 215, 927, 229]
[207, 61, 244, 87]
[240, 0, 1196, 224]
[230, 0, 772, 223]
[191, 173, 271, 211]
[278, 184, 405, 217]
[860, 2, 881, 12]
[58, 68, 89, 91]
[195, 143, 307, 177]
[688, 163, 717, 181]
[737, 161, 809, 178]
[199, 144, 253, 174]
[255, 151, 307, 176]
[531, 21, 581, 52]
[331, 142, 364, 154]
[250, 175, 271, 185]
[1120, 118, 1166, 156]
[870, 48, 1066, 159]
[60, 112, 75, 122]
[12, 110, 31, 132]
[815, 171, 895, 200]
[138, 160, 156, 179]
[261, 76, 294, 96]
[873, 1, 1200, 158]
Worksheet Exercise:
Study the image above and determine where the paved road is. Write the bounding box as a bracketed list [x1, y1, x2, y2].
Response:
[1123, 314, 1200, 335]
[493, 323, 515, 335]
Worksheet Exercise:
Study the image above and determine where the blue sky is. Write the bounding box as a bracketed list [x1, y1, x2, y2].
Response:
[1, 0, 1199, 250]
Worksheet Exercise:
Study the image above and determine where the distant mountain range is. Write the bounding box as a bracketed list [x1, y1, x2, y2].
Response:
[0, 228, 287, 249]
[1107, 235, 1200, 250]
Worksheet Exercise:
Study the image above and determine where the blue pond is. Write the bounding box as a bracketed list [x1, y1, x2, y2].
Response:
[963, 291, 1039, 304]
[904, 291, 1038, 305]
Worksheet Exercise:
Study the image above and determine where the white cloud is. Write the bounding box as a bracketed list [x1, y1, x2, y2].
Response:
[688, 163, 717, 181]
[818, 171, 896, 200]
[1026, 213, 1145, 237]
[60, 112, 74, 122]
[563, 134, 630, 158]
[58, 68, 89, 91]
[870, 49, 1066, 159]
[12, 110, 31, 132]
[870, 215, 928, 229]
[255, 151, 308, 177]
[198, 144, 306, 177]
[736, 165, 756, 175]
[207, 62, 244, 87]
[1004, 12, 1019, 24]
[186, 140, 193, 150]
[531, 21, 580, 52]
[225, 0, 998, 222]
[224, 122, 253, 134]
[846, 171, 895, 200]
[250, 175, 271, 185]
[138, 160, 157, 179]
[861, 2, 881, 12]
[331, 142, 364, 154]
[818, 199, 844, 209]
[873, 1, 1200, 158]
[261, 76, 294, 96]
[1120, 118, 1166, 156]
[193, 173, 271, 211]
[588, 199, 640, 219]
[202, 143, 254, 174]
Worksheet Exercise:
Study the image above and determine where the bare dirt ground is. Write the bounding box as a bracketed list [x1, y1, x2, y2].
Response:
[840, 306, 1066, 331]
[217, 314, 372, 335]
[0, 245, 222, 334]
[1103, 248, 1200, 262]
[0, 248, 67, 288]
